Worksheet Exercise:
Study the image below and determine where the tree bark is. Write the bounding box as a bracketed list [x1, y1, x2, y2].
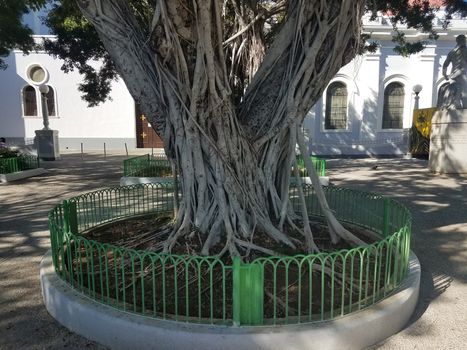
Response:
[76, 0, 366, 256]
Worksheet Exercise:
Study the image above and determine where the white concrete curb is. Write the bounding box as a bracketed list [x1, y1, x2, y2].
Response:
[0, 168, 46, 183]
[290, 176, 330, 186]
[120, 176, 330, 187]
[119, 176, 174, 186]
[41, 251, 420, 350]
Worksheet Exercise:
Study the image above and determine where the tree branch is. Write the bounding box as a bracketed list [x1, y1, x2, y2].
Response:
[239, 0, 365, 145]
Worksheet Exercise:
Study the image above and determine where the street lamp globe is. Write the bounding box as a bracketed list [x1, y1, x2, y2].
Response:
[39, 84, 50, 94]
[412, 84, 423, 94]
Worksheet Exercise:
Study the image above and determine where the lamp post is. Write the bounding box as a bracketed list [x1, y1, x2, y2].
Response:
[39, 84, 50, 130]
[407, 84, 423, 159]
[412, 84, 423, 110]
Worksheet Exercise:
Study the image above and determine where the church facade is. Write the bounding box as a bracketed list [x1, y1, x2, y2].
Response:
[0, 9, 466, 155]
[303, 12, 466, 156]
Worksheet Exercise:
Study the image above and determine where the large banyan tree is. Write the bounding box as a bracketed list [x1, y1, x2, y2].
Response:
[41, 0, 464, 257]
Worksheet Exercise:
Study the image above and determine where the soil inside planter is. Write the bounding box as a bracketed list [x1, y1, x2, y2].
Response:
[67, 215, 391, 324]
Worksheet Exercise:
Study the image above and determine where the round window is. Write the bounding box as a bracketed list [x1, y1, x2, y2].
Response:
[26, 64, 49, 85]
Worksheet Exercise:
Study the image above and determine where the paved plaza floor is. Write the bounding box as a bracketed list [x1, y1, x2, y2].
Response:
[0, 153, 466, 349]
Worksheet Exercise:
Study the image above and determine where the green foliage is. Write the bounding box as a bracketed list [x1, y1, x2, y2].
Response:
[43, 0, 117, 106]
[0, 0, 46, 69]
[1, 0, 466, 105]
[0, 148, 19, 159]
[43, 0, 156, 106]
[365, 0, 466, 56]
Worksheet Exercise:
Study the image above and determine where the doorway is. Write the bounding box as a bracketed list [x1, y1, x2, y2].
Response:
[135, 105, 164, 148]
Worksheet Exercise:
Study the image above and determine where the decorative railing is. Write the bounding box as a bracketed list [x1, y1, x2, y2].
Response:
[48, 184, 410, 326]
[295, 156, 326, 177]
[123, 155, 171, 177]
[0, 155, 40, 174]
[123, 154, 326, 178]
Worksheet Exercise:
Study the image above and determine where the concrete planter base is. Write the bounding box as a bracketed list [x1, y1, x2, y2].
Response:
[0, 168, 46, 183]
[119, 176, 174, 186]
[120, 176, 330, 187]
[289, 176, 330, 186]
[41, 251, 420, 350]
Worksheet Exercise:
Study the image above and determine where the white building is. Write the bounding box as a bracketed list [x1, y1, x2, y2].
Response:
[1, 48, 138, 150]
[0, 8, 465, 155]
[305, 12, 467, 156]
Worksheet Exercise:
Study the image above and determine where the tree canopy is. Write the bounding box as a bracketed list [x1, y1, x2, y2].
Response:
[0, 1, 465, 103]
[0, 0, 46, 69]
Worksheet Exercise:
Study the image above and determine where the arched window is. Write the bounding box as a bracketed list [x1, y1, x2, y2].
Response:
[325, 82, 348, 129]
[46, 85, 56, 116]
[23, 85, 37, 116]
[382, 82, 405, 129]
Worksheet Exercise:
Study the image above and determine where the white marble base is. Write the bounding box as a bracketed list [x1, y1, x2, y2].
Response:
[429, 109, 467, 174]
[35, 129, 61, 160]
[0, 168, 46, 183]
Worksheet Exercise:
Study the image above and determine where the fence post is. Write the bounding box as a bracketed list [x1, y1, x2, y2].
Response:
[232, 257, 264, 326]
[63, 200, 78, 235]
[123, 159, 128, 176]
[383, 198, 390, 236]
[68, 201, 78, 234]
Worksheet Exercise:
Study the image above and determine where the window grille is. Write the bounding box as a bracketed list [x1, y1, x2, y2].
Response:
[382, 82, 404, 129]
[325, 82, 347, 129]
[23, 86, 37, 116]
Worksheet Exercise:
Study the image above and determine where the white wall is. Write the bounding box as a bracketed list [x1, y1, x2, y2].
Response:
[0, 47, 137, 149]
[0, 54, 26, 139]
[306, 19, 466, 156]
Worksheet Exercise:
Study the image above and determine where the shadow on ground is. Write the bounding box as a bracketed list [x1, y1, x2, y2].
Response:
[0, 153, 128, 350]
[328, 158, 467, 349]
[0, 155, 466, 349]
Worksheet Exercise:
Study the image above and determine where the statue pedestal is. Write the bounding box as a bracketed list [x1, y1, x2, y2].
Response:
[35, 130, 61, 161]
[429, 109, 467, 174]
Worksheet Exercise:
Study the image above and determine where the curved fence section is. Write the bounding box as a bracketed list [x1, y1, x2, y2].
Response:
[0, 155, 40, 174]
[48, 184, 410, 326]
[295, 155, 326, 177]
[123, 155, 171, 177]
[123, 154, 326, 178]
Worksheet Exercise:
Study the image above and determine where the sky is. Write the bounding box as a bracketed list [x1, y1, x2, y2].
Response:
[22, 6, 51, 35]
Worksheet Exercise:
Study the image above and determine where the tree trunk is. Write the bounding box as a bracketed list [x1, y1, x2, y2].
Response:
[76, 0, 366, 256]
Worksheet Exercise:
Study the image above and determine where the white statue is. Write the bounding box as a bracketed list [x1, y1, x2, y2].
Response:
[440, 35, 467, 109]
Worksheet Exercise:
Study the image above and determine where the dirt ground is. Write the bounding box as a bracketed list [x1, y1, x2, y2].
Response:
[0, 153, 466, 349]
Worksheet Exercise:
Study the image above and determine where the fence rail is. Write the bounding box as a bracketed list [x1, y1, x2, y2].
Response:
[0, 155, 40, 174]
[48, 184, 410, 326]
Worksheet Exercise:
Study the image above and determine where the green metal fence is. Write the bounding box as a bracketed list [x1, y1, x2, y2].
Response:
[124, 154, 326, 178]
[295, 155, 326, 177]
[123, 154, 171, 177]
[0, 155, 40, 174]
[48, 184, 410, 326]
